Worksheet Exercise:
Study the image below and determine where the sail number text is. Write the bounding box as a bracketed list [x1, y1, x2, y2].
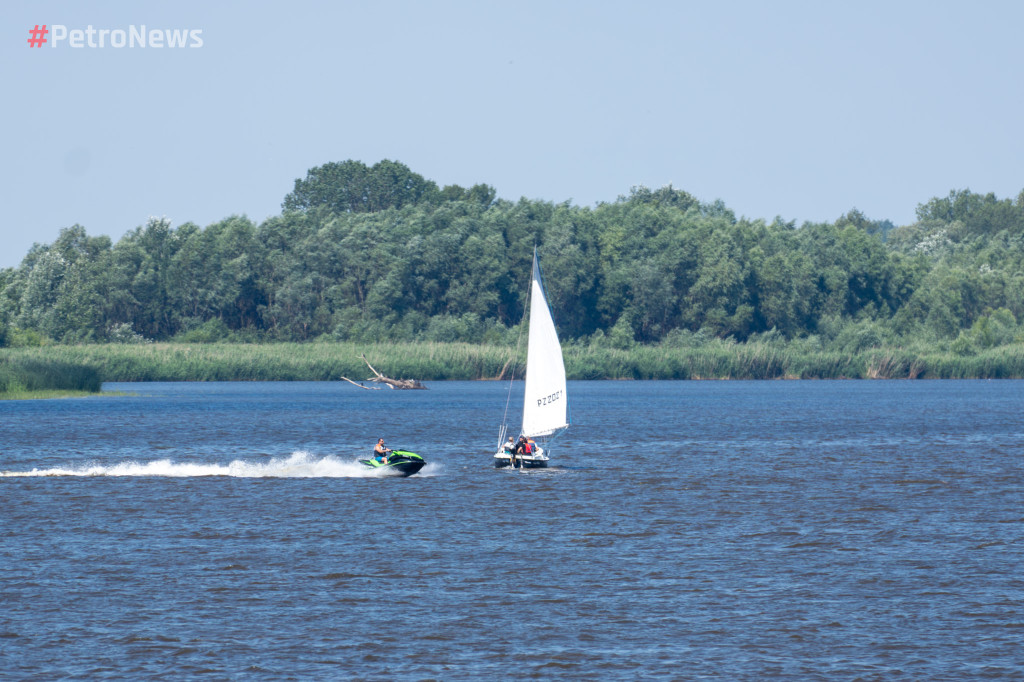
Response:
[537, 390, 563, 407]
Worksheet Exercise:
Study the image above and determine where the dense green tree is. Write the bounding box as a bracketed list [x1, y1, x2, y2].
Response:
[1, 225, 114, 342]
[916, 189, 1024, 237]
[4, 163, 1024, 351]
[282, 159, 440, 214]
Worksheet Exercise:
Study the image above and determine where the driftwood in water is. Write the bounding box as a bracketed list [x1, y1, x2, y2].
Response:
[339, 376, 381, 390]
[340, 354, 427, 390]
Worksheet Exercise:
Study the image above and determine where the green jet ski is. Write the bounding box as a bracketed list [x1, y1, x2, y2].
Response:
[358, 450, 426, 477]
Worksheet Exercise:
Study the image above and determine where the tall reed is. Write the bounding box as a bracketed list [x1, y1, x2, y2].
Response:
[5, 342, 1024, 382]
[0, 355, 102, 396]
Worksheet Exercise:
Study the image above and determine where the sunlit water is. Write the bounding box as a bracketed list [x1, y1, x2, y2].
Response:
[1, 380, 1022, 679]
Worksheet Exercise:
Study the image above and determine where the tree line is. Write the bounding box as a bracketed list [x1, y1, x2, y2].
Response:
[2, 159, 1024, 357]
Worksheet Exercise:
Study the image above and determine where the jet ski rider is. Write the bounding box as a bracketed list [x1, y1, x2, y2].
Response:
[374, 438, 391, 464]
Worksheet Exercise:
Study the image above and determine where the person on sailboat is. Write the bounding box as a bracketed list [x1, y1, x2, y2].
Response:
[514, 436, 532, 456]
[504, 436, 519, 467]
[374, 438, 391, 463]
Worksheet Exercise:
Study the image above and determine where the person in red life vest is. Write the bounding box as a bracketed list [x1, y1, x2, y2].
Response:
[514, 436, 534, 456]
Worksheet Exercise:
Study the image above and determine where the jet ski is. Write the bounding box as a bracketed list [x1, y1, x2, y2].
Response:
[358, 450, 426, 477]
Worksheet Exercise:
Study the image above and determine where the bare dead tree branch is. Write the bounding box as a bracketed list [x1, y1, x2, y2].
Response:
[340, 376, 381, 390]
[355, 354, 427, 390]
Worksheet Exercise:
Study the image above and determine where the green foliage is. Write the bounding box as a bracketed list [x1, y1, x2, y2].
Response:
[9, 339, 1024, 382]
[170, 318, 232, 343]
[4, 327, 51, 347]
[835, 208, 895, 239]
[951, 307, 1020, 354]
[107, 322, 152, 344]
[282, 159, 441, 213]
[2, 161, 1024, 364]
[0, 354, 101, 396]
[608, 314, 636, 349]
[915, 189, 1024, 236]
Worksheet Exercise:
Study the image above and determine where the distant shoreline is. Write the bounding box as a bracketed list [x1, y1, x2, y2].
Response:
[0, 389, 99, 401]
[3, 341, 1024, 386]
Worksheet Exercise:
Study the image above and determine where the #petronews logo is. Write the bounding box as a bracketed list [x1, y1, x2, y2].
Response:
[27, 24, 203, 48]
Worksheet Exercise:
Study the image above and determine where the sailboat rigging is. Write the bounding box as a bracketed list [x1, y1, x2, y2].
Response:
[494, 248, 569, 468]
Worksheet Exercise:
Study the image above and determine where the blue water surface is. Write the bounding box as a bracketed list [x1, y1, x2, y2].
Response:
[1, 380, 1022, 679]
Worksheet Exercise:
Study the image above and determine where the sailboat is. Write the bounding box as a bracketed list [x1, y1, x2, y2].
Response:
[494, 248, 569, 468]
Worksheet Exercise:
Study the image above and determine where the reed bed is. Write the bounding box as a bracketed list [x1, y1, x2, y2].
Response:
[4, 342, 1024, 384]
[0, 355, 102, 398]
[0, 343, 521, 383]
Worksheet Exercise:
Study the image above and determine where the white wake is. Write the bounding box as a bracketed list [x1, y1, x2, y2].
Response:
[0, 451, 440, 478]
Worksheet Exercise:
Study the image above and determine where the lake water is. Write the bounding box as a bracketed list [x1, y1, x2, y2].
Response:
[1, 380, 1022, 679]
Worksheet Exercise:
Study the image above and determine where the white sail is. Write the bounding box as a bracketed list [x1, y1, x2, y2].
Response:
[521, 250, 568, 438]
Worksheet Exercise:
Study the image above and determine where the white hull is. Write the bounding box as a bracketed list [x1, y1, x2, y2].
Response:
[494, 449, 549, 468]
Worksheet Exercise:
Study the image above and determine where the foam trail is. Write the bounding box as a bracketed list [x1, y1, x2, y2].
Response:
[416, 461, 444, 477]
[0, 452, 409, 478]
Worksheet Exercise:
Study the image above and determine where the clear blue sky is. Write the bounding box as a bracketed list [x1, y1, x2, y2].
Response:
[3, 0, 1023, 268]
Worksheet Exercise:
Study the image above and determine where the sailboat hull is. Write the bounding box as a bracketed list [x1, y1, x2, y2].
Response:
[493, 452, 549, 469]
